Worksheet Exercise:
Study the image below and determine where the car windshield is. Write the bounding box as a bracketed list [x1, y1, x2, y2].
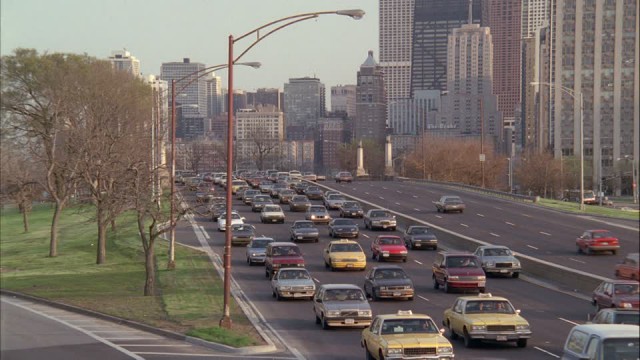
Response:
[331, 243, 362, 252]
[333, 219, 355, 226]
[232, 224, 252, 231]
[307, 187, 320, 192]
[278, 270, 310, 280]
[465, 300, 515, 314]
[615, 312, 640, 324]
[445, 198, 463, 204]
[272, 246, 301, 257]
[294, 222, 314, 229]
[380, 319, 439, 335]
[593, 231, 613, 239]
[310, 206, 326, 212]
[602, 338, 639, 360]
[292, 196, 308, 202]
[264, 206, 281, 212]
[245, 191, 259, 196]
[371, 211, 390, 218]
[484, 248, 512, 256]
[255, 196, 270, 202]
[410, 227, 430, 234]
[251, 239, 273, 248]
[323, 288, 365, 301]
[446, 256, 479, 268]
[374, 269, 408, 279]
[328, 194, 345, 200]
[378, 237, 402, 245]
[614, 284, 639, 295]
[342, 202, 359, 209]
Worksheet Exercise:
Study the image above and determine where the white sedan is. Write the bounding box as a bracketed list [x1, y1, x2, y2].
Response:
[217, 211, 245, 232]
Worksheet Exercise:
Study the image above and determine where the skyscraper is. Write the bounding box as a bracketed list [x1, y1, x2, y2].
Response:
[330, 85, 357, 118]
[379, 0, 414, 102]
[550, 0, 638, 191]
[206, 73, 223, 118]
[411, 0, 482, 93]
[160, 58, 207, 122]
[108, 49, 141, 77]
[355, 51, 388, 144]
[521, 0, 550, 38]
[283, 77, 326, 140]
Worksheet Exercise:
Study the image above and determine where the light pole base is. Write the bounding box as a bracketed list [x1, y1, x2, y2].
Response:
[219, 316, 232, 329]
[167, 260, 176, 270]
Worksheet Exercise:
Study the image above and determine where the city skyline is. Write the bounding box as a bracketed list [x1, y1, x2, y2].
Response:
[0, 0, 378, 92]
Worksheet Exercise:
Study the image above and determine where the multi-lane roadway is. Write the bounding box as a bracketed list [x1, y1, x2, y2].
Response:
[179, 178, 640, 360]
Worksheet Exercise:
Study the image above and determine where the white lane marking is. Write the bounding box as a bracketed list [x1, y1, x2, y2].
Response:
[527, 245, 539, 250]
[569, 258, 586, 264]
[362, 234, 370, 238]
[540, 231, 552, 236]
[490, 233, 500, 237]
[414, 208, 420, 211]
[495, 206, 503, 210]
[365, 192, 370, 195]
[133, 353, 297, 359]
[383, 187, 388, 190]
[379, 196, 385, 200]
[119, 345, 193, 347]
[522, 213, 532, 218]
[506, 222, 516, 226]
[435, 215, 442, 219]
[396, 190, 402, 193]
[430, 201, 437, 204]
[0, 298, 145, 360]
[418, 295, 430, 302]
[101, 337, 160, 340]
[313, 278, 321, 283]
[414, 260, 423, 265]
[460, 223, 469, 227]
[534, 347, 560, 358]
[199, 225, 209, 239]
[558, 317, 580, 326]
[476, 213, 485, 217]
[92, 330, 141, 333]
[395, 202, 401, 205]
[412, 195, 418, 198]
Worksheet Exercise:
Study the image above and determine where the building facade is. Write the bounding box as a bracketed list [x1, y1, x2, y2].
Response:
[206, 73, 223, 118]
[330, 85, 357, 118]
[235, 106, 284, 170]
[379, 0, 414, 102]
[355, 51, 388, 144]
[521, 0, 551, 38]
[108, 49, 141, 77]
[316, 118, 346, 176]
[283, 77, 326, 140]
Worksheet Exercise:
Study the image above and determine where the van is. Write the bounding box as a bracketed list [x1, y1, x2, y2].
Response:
[264, 242, 305, 279]
[562, 324, 638, 360]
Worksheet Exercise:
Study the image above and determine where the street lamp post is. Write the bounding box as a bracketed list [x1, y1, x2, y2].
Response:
[531, 82, 585, 210]
[168, 63, 260, 270]
[617, 155, 637, 204]
[221, 8, 364, 329]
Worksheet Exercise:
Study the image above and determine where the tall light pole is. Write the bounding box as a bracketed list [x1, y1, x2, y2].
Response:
[531, 82, 585, 210]
[617, 155, 637, 204]
[168, 63, 260, 270]
[221, 8, 364, 329]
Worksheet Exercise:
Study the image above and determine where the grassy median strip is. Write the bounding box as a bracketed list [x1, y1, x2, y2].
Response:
[537, 198, 640, 221]
[0, 204, 263, 348]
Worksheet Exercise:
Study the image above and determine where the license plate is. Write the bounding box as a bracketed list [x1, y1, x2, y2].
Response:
[382, 225, 387, 228]
[497, 335, 507, 341]
[345, 318, 354, 324]
[415, 243, 421, 247]
[272, 219, 278, 222]
[393, 292, 401, 297]
[297, 236, 303, 240]
[293, 293, 306, 297]
[383, 253, 389, 257]
[351, 212, 356, 216]
[602, 242, 608, 245]
[500, 269, 508, 273]
[347, 264, 353, 268]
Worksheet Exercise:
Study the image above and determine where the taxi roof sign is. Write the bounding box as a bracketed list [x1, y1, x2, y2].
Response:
[397, 310, 413, 315]
[478, 293, 493, 298]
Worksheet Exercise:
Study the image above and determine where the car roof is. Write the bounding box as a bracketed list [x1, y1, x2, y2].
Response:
[268, 241, 298, 247]
[371, 265, 405, 271]
[455, 293, 510, 302]
[595, 308, 639, 315]
[568, 324, 640, 338]
[602, 279, 640, 285]
[477, 245, 510, 250]
[376, 312, 433, 321]
[329, 239, 359, 245]
[376, 235, 402, 239]
[294, 220, 314, 224]
[440, 251, 476, 257]
[252, 236, 274, 241]
[319, 283, 362, 290]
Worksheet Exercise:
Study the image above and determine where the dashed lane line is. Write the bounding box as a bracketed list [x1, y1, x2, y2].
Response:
[569, 258, 586, 264]
[522, 213, 532, 218]
[435, 215, 442, 219]
[534, 347, 560, 358]
[477, 213, 485, 217]
[413, 260, 423, 265]
[414, 208, 420, 211]
[540, 231, 552, 236]
[558, 317, 580, 326]
[412, 195, 418, 198]
[490, 233, 500, 237]
[395, 202, 401, 205]
[460, 223, 469, 227]
[527, 245, 539, 250]
[495, 206, 503, 210]
[362, 234, 370, 238]
[418, 296, 430, 302]
[506, 222, 516, 226]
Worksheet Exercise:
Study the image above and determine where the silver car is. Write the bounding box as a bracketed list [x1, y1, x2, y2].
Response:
[474, 245, 521, 278]
[313, 284, 372, 329]
[246, 237, 275, 266]
[271, 268, 316, 301]
[324, 193, 347, 210]
[306, 205, 332, 225]
[289, 220, 320, 243]
[363, 209, 397, 231]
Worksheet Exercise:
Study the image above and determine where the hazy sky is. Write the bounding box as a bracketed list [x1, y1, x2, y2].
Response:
[1, 0, 379, 92]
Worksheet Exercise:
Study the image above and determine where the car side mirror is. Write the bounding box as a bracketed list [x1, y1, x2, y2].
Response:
[439, 328, 445, 334]
[315, 298, 322, 303]
[516, 309, 521, 315]
[604, 291, 611, 296]
[241, 217, 246, 221]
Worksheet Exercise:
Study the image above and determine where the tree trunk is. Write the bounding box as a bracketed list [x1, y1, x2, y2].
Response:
[49, 201, 62, 257]
[21, 203, 29, 233]
[144, 241, 156, 296]
[96, 208, 107, 264]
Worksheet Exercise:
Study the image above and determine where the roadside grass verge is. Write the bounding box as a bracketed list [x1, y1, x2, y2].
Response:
[0, 204, 263, 347]
[537, 198, 640, 221]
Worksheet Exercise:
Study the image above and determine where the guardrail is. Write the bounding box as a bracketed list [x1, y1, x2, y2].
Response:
[396, 177, 539, 203]
[309, 180, 607, 296]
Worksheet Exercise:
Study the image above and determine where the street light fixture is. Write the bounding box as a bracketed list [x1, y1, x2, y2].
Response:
[168, 62, 260, 270]
[531, 82, 585, 211]
[222, 9, 364, 329]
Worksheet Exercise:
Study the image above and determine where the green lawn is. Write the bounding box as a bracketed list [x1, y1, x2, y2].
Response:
[0, 204, 263, 347]
[537, 198, 640, 221]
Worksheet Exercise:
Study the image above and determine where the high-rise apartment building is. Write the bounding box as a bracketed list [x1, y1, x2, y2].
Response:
[108, 49, 141, 77]
[355, 51, 388, 144]
[330, 85, 357, 118]
[235, 106, 284, 170]
[160, 58, 208, 138]
[252, 88, 282, 111]
[379, 0, 414, 102]
[436, 19, 502, 141]
[411, 0, 482, 93]
[316, 118, 345, 175]
[146, 75, 169, 168]
[283, 77, 326, 140]
[549, 0, 638, 191]
[521, 0, 550, 38]
[206, 73, 223, 118]
[482, 0, 522, 130]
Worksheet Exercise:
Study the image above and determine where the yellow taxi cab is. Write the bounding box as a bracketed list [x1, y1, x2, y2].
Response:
[361, 310, 454, 360]
[442, 293, 531, 348]
[323, 239, 367, 271]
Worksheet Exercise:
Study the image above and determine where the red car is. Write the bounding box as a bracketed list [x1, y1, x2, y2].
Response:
[615, 253, 639, 280]
[370, 235, 407, 262]
[592, 280, 639, 310]
[576, 229, 620, 255]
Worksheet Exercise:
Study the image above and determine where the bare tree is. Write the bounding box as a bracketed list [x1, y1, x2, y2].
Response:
[513, 150, 562, 197]
[0, 141, 41, 232]
[1, 49, 86, 256]
[246, 126, 280, 171]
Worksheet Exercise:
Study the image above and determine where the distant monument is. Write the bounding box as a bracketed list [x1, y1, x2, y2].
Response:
[384, 135, 394, 177]
[356, 140, 368, 177]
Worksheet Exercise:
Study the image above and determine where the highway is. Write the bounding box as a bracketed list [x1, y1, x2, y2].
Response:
[178, 179, 628, 360]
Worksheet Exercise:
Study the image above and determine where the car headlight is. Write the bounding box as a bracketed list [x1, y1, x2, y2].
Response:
[471, 325, 486, 331]
[484, 261, 495, 267]
[358, 310, 372, 317]
[379, 286, 388, 291]
[400, 250, 408, 254]
[404, 285, 413, 290]
[310, 215, 317, 219]
[514, 261, 521, 267]
[515, 324, 530, 330]
[438, 346, 453, 354]
[279, 286, 292, 291]
[448, 276, 460, 280]
[327, 310, 340, 317]
[386, 348, 403, 355]
[477, 276, 486, 280]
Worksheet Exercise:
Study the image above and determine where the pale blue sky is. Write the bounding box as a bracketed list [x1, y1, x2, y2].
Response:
[1, 0, 379, 92]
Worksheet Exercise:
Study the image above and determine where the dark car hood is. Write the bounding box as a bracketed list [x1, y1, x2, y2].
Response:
[373, 278, 413, 287]
[378, 245, 407, 253]
[294, 228, 319, 234]
[410, 234, 436, 240]
[334, 225, 358, 231]
[447, 267, 485, 276]
[272, 256, 304, 263]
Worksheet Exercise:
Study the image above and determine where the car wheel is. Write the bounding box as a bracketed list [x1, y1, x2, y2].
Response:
[275, 291, 282, 301]
[265, 269, 270, 278]
[433, 276, 440, 289]
[463, 328, 475, 348]
[314, 238, 318, 243]
[585, 247, 592, 255]
[402, 257, 407, 263]
[577, 245, 582, 254]
[611, 250, 617, 255]
[479, 287, 486, 294]
[315, 313, 321, 324]
[444, 281, 451, 293]
[517, 339, 528, 348]
[447, 320, 458, 340]
[272, 290, 276, 298]
[325, 261, 329, 269]
[365, 346, 375, 360]
[322, 315, 330, 330]
[512, 272, 520, 278]
[377, 254, 383, 262]
[371, 288, 378, 301]
[407, 296, 414, 301]
[436, 208, 441, 213]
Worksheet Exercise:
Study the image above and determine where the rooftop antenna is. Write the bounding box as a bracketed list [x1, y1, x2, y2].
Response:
[468, 0, 473, 25]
